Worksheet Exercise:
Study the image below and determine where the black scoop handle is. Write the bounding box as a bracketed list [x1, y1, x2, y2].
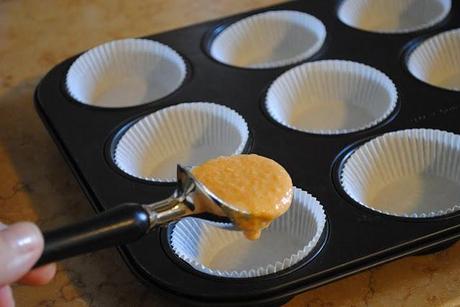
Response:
[35, 203, 150, 267]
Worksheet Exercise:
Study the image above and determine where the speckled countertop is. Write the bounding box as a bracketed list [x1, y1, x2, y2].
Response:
[2, 1, 460, 306]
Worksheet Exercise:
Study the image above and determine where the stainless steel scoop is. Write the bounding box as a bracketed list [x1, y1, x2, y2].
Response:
[35, 165, 250, 267]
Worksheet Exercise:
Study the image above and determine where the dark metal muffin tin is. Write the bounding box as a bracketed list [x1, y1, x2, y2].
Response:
[34, 0, 460, 305]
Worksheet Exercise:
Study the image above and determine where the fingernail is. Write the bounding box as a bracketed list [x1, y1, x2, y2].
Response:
[1, 222, 43, 254]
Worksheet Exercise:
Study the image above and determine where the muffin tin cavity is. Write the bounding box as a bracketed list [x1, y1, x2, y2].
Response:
[341, 129, 460, 217]
[265, 60, 397, 135]
[66, 38, 186, 108]
[170, 187, 326, 278]
[407, 28, 460, 91]
[113, 102, 249, 182]
[338, 0, 451, 34]
[209, 10, 326, 69]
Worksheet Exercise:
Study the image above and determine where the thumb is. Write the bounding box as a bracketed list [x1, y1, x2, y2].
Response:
[0, 222, 44, 286]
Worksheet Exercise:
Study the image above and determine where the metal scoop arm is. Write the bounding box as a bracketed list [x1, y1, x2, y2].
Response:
[35, 165, 195, 267]
[35, 198, 192, 267]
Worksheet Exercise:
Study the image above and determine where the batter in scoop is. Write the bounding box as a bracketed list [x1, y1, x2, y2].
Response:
[192, 154, 293, 240]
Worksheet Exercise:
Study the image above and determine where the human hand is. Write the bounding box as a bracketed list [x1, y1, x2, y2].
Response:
[0, 222, 56, 307]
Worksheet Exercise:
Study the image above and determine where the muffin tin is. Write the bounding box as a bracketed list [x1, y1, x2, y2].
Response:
[34, 0, 460, 305]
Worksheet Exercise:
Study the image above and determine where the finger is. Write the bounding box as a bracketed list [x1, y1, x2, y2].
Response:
[0, 285, 14, 307]
[0, 222, 44, 286]
[17, 263, 56, 286]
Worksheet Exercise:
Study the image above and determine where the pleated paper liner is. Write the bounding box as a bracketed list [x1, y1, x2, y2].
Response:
[407, 28, 460, 91]
[66, 38, 187, 108]
[113, 102, 249, 182]
[338, 0, 451, 34]
[265, 60, 397, 135]
[341, 129, 460, 217]
[170, 187, 326, 278]
[209, 10, 326, 69]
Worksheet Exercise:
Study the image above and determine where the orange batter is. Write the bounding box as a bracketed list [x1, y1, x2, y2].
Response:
[191, 154, 293, 240]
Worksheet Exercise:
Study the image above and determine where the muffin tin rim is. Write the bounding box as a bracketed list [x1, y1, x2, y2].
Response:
[105, 120, 255, 187]
[263, 59, 400, 135]
[108, 101, 253, 184]
[161, 213, 331, 282]
[334, 128, 460, 221]
[336, 0, 453, 35]
[404, 27, 460, 93]
[62, 38, 193, 110]
[258, 74, 402, 139]
[168, 187, 327, 279]
[202, 9, 327, 70]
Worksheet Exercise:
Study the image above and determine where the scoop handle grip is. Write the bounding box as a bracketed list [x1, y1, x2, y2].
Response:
[35, 203, 149, 267]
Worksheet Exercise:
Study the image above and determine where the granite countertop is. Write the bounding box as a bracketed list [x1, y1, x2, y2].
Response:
[1, 1, 460, 306]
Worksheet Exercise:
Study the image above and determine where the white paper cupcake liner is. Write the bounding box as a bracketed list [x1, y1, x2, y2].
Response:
[265, 60, 397, 135]
[66, 38, 187, 108]
[170, 187, 326, 278]
[113, 102, 249, 182]
[340, 129, 460, 217]
[209, 10, 326, 69]
[407, 28, 460, 91]
[338, 0, 451, 34]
